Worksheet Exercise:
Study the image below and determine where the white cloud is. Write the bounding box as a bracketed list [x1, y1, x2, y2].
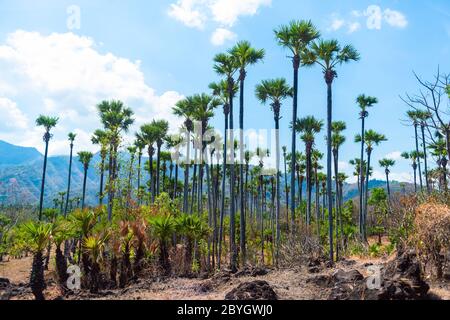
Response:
[209, 0, 272, 27]
[348, 22, 361, 33]
[384, 9, 408, 28]
[167, 0, 271, 41]
[0, 31, 184, 155]
[0, 98, 28, 131]
[167, 0, 207, 29]
[329, 18, 345, 31]
[211, 28, 237, 46]
[372, 170, 412, 183]
[338, 161, 349, 171]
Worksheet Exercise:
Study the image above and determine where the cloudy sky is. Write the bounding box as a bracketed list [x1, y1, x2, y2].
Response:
[0, 0, 449, 183]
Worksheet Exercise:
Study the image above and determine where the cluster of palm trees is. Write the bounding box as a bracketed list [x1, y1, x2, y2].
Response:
[30, 20, 449, 285]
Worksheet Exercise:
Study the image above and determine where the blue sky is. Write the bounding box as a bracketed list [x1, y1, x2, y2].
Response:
[0, 0, 449, 183]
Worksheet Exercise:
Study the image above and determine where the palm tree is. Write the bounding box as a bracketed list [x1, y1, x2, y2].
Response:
[274, 20, 320, 231]
[331, 121, 346, 259]
[91, 129, 108, 206]
[415, 110, 432, 192]
[152, 120, 169, 197]
[311, 149, 323, 236]
[63, 133, 77, 217]
[304, 39, 359, 262]
[173, 97, 196, 212]
[407, 110, 424, 191]
[127, 145, 137, 204]
[166, 134, 183, 199]
[355, 130, 387, 241]
[36, 115, 58, 221]
[402, 151, 424, 192]
[22, 221, 52, 300]
[83, 234, 107, 293]
[192, 94, 220, 213]
[255, 78, 293, 264]
[282, 146, 289, 222]
[97, 100, 134, 220]
[379, 158, 396, 201]
[78, 151, 94, 210]
[213, 53, 239, 271]
[149, 215, 176, 275]
[134, 134, 147, 204]
[230, 41, 265, 267]
[355, 95, 378, 237]
[429, 135, 447, 191]
[139, 123, 158, 203]
[295, 116, 324, 226]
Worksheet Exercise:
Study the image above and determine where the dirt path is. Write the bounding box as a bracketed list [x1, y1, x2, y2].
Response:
[1, 255, 449, 300]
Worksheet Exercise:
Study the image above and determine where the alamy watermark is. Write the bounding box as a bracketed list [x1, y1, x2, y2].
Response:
[67, 5, 81, 30]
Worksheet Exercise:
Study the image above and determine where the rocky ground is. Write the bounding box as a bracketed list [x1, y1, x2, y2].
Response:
[1, 253, 449, 300]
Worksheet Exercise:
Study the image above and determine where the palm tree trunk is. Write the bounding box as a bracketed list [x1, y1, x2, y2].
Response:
[218, 111, 229, 269]
[173, 163, 179, 200]
[274, 117, 281, 267]
[364, 150, 372, 242]
[421, 124, 430, 193]
[183, 131, 191, 213]
[359, 117, 366, 238]
[414, 124, 423, 191]
[386, 171, 391, 202]
[38, 135, 50, 221]
[306, 148, 312, 226]
[229, 83, 237, 273]
[99, 156, 105, 206]
[156, 145, 162, 197]
[283, 153, 289, 229]
[64, 143, 74, 217]
[82, 166, 88, 210]
[333, 149, 340, 260]
[239, 71, 246, 267]
[148, 147, 155, 203]
[326, 80, 334, 263]
[137, 154, 142, 204]
[314, 166, 320, 237]
[290, 56, 300, 231]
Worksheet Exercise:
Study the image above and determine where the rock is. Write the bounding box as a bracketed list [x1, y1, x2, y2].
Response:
[0, 277, 10, 287]
[308, 266, 321, 274]
[197, 281, 214, 293]
[332, 269, 364, 283]
[307, 275, 331, 287]
[225, 281, 278, 300]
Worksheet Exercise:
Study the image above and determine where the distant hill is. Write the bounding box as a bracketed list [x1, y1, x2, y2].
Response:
[0, 140, 413, 208]
[0, 140, 42, 167]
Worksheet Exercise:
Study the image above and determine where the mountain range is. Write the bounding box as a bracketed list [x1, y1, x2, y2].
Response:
[0, 140, 412, 208]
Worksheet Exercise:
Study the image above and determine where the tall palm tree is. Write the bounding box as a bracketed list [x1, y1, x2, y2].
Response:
[97, 100, 134, 220]
[230, 41, 265, 267]
[152, 120, 169, 197]
[213, 53, 239, 271]
[192, 94, 220, 219]
[407, 110, 424, 191]
[402, 151, 424, 192]
[295, 116, 324, 226]
[379, 158, 395, 201]
[255, 78, 293, 266]
[64, 133, 76, 216]
[311, 149, 323, 236]
[36, 115, 58, 221]
[91, 129, 108, 206]
[126, 146, 137, 203]
[274, 20, 320, 230]
[355, 95, 378, 237]
[355, 130, 387, 241]
[415, 110, 432, 192]
[134, 134, 146, 204]
[304, 39, 359, 262]
[173, 97, 196, 212]
[165, 134, 183, 199]
[139, 123, 158, 203]
[78, 151, 93, 210]
[282, 146, 289, 222]
[331, 121, 346, 259]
